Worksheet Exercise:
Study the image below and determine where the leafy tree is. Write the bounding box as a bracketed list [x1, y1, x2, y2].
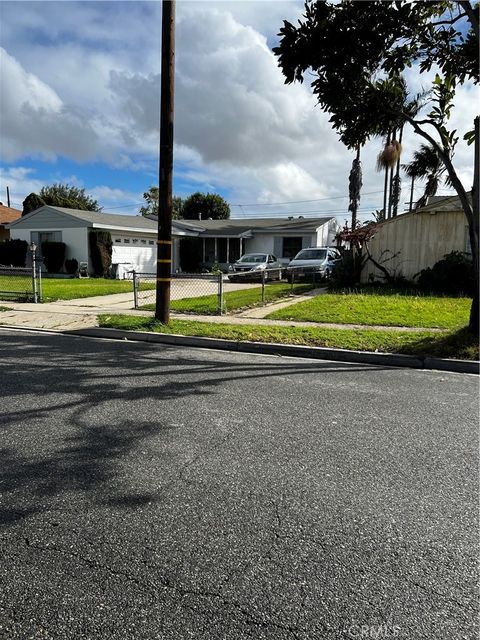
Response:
[182, 192, 230, 220]
[39, 183, 101, 211]
[274, 0, 479, 333]
[22, 193, 46, 216]
[139, 186, 185, 219]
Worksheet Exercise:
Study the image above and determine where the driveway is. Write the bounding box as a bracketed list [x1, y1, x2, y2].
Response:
[0, 329, 477, 639]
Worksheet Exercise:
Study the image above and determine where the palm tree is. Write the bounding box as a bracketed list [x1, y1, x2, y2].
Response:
[402, 143, 446, 210]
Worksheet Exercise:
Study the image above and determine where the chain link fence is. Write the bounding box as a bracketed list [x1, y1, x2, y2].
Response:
[0, 265, 42, 303]
[132, 267, 323, 316]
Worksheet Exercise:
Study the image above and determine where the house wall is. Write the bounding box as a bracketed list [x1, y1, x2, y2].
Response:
[10, 227, 89, 266]
[361, 209, 469, 282]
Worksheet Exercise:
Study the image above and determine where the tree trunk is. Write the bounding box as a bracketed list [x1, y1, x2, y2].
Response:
[406, 114, 478, 335]
[382, 130, 391, 219]
[392, 126, 403, 217]
[469, 116, 479, 334]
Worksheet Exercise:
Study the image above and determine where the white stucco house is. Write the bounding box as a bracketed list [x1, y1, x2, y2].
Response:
[8, 205, 339, 274]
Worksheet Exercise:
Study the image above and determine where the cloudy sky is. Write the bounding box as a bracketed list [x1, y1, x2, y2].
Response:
[0, 0, 476, 222]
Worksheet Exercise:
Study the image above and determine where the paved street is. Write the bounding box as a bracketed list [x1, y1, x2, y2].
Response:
[0, 329, 478, 639]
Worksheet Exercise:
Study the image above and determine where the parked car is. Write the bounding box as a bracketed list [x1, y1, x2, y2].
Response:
[286, 247, 342, 282]
[228, 253, 282, 281]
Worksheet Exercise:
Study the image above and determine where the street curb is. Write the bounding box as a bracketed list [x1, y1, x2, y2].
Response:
[59, 326, 479, 374]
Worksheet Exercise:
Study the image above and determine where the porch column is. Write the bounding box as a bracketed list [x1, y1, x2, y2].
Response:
[202, 237, 206, 263]
[226, 238, 230, 263]
[214, 238, 218, 262]
[240, 237, 243, 256]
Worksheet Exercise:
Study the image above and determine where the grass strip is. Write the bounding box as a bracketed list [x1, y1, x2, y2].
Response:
[39, 278, 149, 302]
[98, 314, 479, 360]
[141, 283, 314, 315]
[267, 292, 471, 330]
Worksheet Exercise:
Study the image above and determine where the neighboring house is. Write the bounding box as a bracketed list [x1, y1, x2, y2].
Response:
[0, 203, 22, 241]
[361, 194, 472, 283]
[7, 206, 158, 274]
[170, 216, 339, 270]
[7, 205, 339, 274]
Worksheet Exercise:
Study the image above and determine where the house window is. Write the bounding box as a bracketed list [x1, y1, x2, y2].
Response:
[115, 238, 122, 243]
[141, 239, 147, 244]
[31, 231, 62, 256]
[132, 238, 139, 244]
[124, 238, 130, 244]
[282, 237, 303, 259]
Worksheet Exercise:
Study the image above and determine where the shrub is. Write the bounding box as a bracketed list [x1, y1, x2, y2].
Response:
[329, 250, 360, 288]
[41, 241, 66, 273]
[0, 239, 29, 266]
[89, 231, 112, 276]
[417, 251, 474, 296]
[65, 258, 79, 275]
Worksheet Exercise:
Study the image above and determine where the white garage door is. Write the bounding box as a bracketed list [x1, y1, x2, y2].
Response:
[112, 243, 157, 273]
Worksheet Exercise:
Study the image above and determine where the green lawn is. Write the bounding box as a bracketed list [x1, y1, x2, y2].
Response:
[141, 282, 314, 315]
[97, 314, 479, 360]
[0, 275, 143, 302]
[267, 291, 471, 329]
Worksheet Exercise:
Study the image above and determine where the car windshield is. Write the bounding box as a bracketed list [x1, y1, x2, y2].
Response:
[238, 254, 267, 263]
[294, 249, 327, 261]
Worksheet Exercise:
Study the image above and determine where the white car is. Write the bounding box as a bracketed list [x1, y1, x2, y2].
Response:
[228, 253, 282, 281]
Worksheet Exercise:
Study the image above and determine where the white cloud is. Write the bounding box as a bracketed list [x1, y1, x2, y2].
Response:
[0, 0, 477, 218]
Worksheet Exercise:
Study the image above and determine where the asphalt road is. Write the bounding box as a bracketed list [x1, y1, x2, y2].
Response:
[0, 329, 478, 640]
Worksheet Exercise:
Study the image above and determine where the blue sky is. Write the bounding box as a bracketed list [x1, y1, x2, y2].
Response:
[0, 1, 476, 220]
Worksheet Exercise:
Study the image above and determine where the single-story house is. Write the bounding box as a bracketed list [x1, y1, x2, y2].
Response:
[170, 216, 339, 270]
[361, 194, 472, 282]
[0, 203, 22, 241]
[8, 206, 159, 274]
[7, 205, 339, 274]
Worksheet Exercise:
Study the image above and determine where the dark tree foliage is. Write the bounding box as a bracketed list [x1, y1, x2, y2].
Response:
[22, 193, 46, 216]
[89, 231, 112, 277]
[39, 184, 101, 211]
[41, 242, 66, 273]
[182, 192, 230, 220]
[274, 0, 479, 333]
[0, 239, 29, 267]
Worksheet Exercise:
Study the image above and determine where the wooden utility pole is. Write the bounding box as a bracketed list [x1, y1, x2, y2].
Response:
[155, 0, 176, 323]
[6, 186, 11, 207]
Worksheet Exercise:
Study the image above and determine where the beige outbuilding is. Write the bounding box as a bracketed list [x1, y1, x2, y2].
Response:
[361, 194, 472, 283]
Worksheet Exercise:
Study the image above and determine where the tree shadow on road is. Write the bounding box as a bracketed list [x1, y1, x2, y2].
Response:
[0, 331, 390, 526]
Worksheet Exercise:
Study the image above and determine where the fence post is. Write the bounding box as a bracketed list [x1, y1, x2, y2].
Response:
[37, 264, 42, 303]
[30, 243, 38, 303]
[261, 269, 266, 305]
[133, 270, 138, 309]
[290, 269, 295, 295]
[217, 272, 224, 315]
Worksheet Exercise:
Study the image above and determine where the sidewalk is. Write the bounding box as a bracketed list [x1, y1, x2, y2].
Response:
[0, 292, 444, 333]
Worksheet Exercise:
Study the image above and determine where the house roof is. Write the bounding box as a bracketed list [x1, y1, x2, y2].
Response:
[171, 216, 335, 238]
[8, 206, 336, 238]
[416, 193, 470, 213]
[0, 203, 22, 224]
[8, 206, 158, 232]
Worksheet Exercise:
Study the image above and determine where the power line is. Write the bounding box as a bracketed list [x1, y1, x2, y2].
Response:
[230, 190, 384, 207]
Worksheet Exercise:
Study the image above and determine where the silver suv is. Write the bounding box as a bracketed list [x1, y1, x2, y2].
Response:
[286, 247, 342, 282]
